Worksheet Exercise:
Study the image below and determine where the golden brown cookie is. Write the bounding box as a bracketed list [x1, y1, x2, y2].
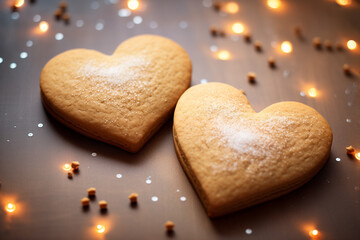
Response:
[40, 35, 192, 152]
[173, 82, 332, 217]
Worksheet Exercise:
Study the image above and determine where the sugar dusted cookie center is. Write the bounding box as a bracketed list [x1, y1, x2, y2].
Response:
[77, 55, 151, 86]
[209, 105, 316, 175]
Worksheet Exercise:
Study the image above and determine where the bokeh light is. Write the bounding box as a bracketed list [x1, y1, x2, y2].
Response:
[307, 88, 318, 98]
[63, 163, 71, 171]
[217, 50, 231, 60]
[14, 0, 25, 8]
[309, 229, 319, 238]
[39, 21, 49, 32]
[127, 0, 139, 10]
[96, 224, 105, 234]
[267, 0, 281, 9]
[232, 22, 244, 34]
[223, 2, 239, 14]
[336, 0, 351, 6]
[5, 203, 16, 213]
[347, 40, 357, 50]
[281, 41, 293, 53]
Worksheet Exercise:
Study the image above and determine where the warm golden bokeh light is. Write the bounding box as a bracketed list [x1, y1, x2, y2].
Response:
[39, 21, 49, 32]
[355, 152, 360, 160]
[336, 0, 351, 6]
[217, 50, 231, 60]
[232, 22, 244, 34]
[127, 0, 139, 10]
[281, 41, 293, 53]
[347, 40, 357, 50]
[63, 163, 71, 171]
[5, 203, 16, 213]
[309, 229, 319, 238]
[14, 0, 25, 8]
[267, 0, 281, 9]
[223, 2, 239, 14]
[307, 88, 318, 98]
[96, 224, 105, 234]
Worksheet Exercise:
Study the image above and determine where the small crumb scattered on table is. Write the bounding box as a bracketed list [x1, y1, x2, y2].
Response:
[81, 197, 90, 207]
[99, 200, 108, 210]
[87, 187, 96, 197]
[54, 9, 62, 20]
[247, 72, 256, 83]
[128, 193, 138, 203]
[324, 40, 332, 50]
[165, 221, 175, 231]
[71, 161, 80, 170]
[254, 41, 262, 51]
[346, 145, 355, 155]
[268, 57, 276, 68]
[313, 37, 322, 49]
[62, 13, 70, 24]
[343, 64, 351, 76]
[244, 33, 251, 42]
[59, 1, 68, 12]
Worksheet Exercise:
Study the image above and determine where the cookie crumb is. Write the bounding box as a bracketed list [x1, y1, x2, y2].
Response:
[346, 146, 355, 155]
[324, 40, 332, 50]
[59, 1, 68, 12]
[254, 41, 262, 52]
[313, 37, 322, 49]
[11, 5, 18, 12]
[212, 2, 221, 12]
[219, 30, 226, 37]
[335, 43, 343, 51]
[248, 72, 256, 83]
[87, 187, 96, 197]
[268, 57, 276, 68]
[343, 64, 351, 76]
[165, 221, 175, 231]
[210, 26, 218, 37]
[62, 13, 70, 24]
[67, 171, 73, 179]
[244, 33, 251, 43]
[294, 26, 302, 37]
[81, 197, 90, 207]
[54, 9, 62, 20]
[71, 161, 80, 170]
[99, 200, 108, 210]
[128, 193, 138, 203]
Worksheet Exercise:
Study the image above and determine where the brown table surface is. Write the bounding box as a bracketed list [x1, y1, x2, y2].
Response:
[0, 0, 359, 239]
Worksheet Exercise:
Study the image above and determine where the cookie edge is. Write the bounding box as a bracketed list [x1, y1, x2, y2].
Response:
[41, 89, 174, 153]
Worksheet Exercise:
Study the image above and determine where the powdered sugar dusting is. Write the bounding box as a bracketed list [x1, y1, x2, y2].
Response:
[75, 55, 153, 103]
[209, 105, 315, 174]
[219, 126, 259, 155]
[215, 115, 294, 156]
[78, 55, 151, 86]
[71, 55, 154, 128]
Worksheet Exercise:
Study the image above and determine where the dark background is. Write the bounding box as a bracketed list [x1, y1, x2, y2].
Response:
[0, 0, 359, 239]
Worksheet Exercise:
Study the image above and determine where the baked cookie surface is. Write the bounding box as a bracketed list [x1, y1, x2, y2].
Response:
[40, 35, 192, 152]
[173, 82, 332, 217]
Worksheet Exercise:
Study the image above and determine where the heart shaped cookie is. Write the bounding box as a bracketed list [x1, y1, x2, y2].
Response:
[173, 83, 332, 217]
[40, 35, 192, 152]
